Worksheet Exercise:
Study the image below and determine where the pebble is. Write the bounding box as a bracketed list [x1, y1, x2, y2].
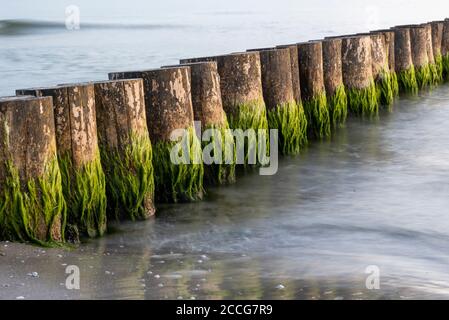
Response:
[158, 283, 164, 288]
[154, 274, 160, 279]
[27, 272, 39, 278]
[275, 284, 285, 290]
[16, 296, 25, 300]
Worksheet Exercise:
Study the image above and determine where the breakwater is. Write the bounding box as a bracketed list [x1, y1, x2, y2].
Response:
[1, 18, 449, 245]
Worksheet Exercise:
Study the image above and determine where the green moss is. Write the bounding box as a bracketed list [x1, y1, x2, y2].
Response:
[376, 69, 394, 106]
[202, 122, 236, 185]
[153, 127, 204, 203]
[100, 133, 155, 221]
[397, 67, 419, 95]
[429, 62, 442, 85]
[346, 80, 379, 117]
[227, 100, 269, 166]
[0, 158, 67, 246]
[267, 101, 308, 155]
[390, 71, 400, 98]
[415, 64, 433, 89]
[435, 54, 444, 82]
[327, 85, 348, 129]
[443, 54, 449, 80]
[303, 92, 331, 139]
[59, 153, 107, 239]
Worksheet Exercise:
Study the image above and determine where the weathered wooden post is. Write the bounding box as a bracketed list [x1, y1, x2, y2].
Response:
[276, 44, 302, 105]
[0, 96, 66, 244]
[17, 84, 107, 240]
[253, 48, 307, 155]
[442, 19, 449, 79]
[180, 52, 269, 166]
[370, 30, 399, 98]
[93, 79, 155, 220]
[392, 27, 418, 94]
[297, 41, 330, 137]
[180, 61, 236, 184]
[405, 25, 432, 88]
[341, 35, 379, 116]
[422, 23, 440, 84]
[322, 38, 348, 127]
[109, 67, 204, 203]
[361, 33, 394, 106]
[430, 21, 444, 81]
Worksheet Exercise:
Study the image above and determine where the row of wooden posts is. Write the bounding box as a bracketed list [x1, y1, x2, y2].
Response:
[1, 19, 449, 245]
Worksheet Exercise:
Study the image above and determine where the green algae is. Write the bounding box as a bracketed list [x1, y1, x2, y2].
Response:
[327, 85, 348, 129]
[0, 158, 67, 246]
[153, 127, 204, 203]
[226, 100, 269, 166]
[100, 133, 155, 221]
[267, 101, 308, 155]
[59, 153, 107, 239]
[303, 92, 331, 139]
[346, 80, 379, 117]
[397, 67, 419, 95]
[202, 122, 236, 185]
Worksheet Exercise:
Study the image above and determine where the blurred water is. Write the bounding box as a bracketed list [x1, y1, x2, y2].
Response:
[1, 0, 449, 300]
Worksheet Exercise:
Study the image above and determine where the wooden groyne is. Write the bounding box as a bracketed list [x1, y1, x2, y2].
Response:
[109, 67, 204, 203]
[1, 17, 449, 245]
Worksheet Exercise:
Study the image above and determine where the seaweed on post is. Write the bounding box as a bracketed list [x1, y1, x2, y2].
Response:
[346, 79, 379, 117]
[267, 101, 308, 155]
[153, 127, 204, 203]
[0, 96, 66, 246]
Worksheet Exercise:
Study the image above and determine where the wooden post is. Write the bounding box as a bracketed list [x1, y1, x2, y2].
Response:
[392, 27, 418, 94]
[16, 84, 107, 240]
[180, 61, 236, 184]
[363, 33, 394, 106]
[405, 25, 432, 88]
[422, 23, 440, 84]
[93, 79, 155, 220]
[322, 38, 348, 127]
[370, 30, 399, 98]
[341, 35, 379, 116]
[257, 48, 307, 155]
[181, 52, 268, 167]
[181, 52, 267, 132]
[431, 21, 444, 80]
[109, 67, 204, 203]
[276, 44, 302, 105]
[0, 96, 65, 244]
[442, 19, 449, 79]
[297, 41, 330, 138]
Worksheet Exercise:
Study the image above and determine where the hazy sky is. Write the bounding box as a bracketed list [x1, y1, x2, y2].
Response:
[1, 0, 448, 24]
